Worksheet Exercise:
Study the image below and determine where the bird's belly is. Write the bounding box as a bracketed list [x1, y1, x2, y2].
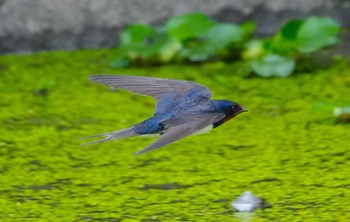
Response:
[192, 124, 214, 135]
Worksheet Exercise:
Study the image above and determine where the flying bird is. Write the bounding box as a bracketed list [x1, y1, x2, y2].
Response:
[82, 75, 247, 155]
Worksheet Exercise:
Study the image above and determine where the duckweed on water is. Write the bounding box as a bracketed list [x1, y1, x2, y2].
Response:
[0, 49, 350, 221]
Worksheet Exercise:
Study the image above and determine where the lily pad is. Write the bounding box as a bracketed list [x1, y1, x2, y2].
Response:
[252, 54, 295, 77]
[164, 13, 214, 41]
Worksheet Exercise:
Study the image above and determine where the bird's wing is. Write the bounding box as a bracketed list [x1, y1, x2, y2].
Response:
[89, 75, 212, 113]
[89, 75, 211, 98]
[135, 113, 225, 155]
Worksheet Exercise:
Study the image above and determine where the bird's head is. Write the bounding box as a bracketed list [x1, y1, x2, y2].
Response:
[213, 100, 247, 114]
[212, 100, 247, 126]
[225, 101, 247, 117]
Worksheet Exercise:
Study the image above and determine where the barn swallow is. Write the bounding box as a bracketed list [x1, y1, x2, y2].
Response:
[82, 75, 247, 155]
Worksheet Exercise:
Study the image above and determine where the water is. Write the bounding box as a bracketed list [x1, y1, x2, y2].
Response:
[1, 49, 350, 221]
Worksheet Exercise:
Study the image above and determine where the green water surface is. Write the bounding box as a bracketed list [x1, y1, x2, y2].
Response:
[0, 49, 349, 221]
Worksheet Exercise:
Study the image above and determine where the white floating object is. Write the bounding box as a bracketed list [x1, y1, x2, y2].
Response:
[232, 191, 265, 212]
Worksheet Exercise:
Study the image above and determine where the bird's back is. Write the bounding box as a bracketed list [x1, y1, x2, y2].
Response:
[155, 87, 213, 116]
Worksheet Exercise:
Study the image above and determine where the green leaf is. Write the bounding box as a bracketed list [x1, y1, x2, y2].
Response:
[120, 24, 154, 45]
[179, 43, 216, 62]
[127, 33, 181, 64]
[263, 17, 340, 56]
[164, 13, 214, 41]
[240, 21, 257, 38]
[279, 19, 304, 41]
[118, 28, 182, 65]
[179, 23, 245, 62]
[252, 54, 295, 77]
[205, 23, 243, 49]
[297, 16, 340, 53]
[265, 20, 304, 56]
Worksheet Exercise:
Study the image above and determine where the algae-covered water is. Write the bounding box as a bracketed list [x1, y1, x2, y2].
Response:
[0, 49, 350, 221]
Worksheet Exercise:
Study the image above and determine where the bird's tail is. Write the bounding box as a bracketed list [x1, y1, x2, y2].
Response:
[80, 127, 136, 146]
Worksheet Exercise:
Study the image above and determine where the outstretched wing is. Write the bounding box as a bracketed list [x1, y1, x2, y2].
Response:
[89, 75, 212, 113]
[135, 113, 225, 155]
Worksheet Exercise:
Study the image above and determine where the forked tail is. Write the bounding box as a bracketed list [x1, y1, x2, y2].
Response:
[80, 127, 136, 146]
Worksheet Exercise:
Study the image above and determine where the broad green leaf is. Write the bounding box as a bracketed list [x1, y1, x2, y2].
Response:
[205, 23, 243, 49]
[119, 29, 182, 64]
[128, 34, 181, 64]
[297, 16, 340, 53]
[240, 21, 257, 38]
[120, 24, 154, 45]
[279, 19, 304, 40]
[265, 20, 303, 56]
[164, 13, 214, 41]
[252, 54, 295, 77]
[180, 23, 245, 62]
[179, 43, 216, 62]
[268, 35, 296, 56]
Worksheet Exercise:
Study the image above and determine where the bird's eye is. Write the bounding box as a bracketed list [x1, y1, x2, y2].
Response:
[231, 105, 236, 110]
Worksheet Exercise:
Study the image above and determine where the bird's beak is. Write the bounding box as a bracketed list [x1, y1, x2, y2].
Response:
[241, 107, 248, 113]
